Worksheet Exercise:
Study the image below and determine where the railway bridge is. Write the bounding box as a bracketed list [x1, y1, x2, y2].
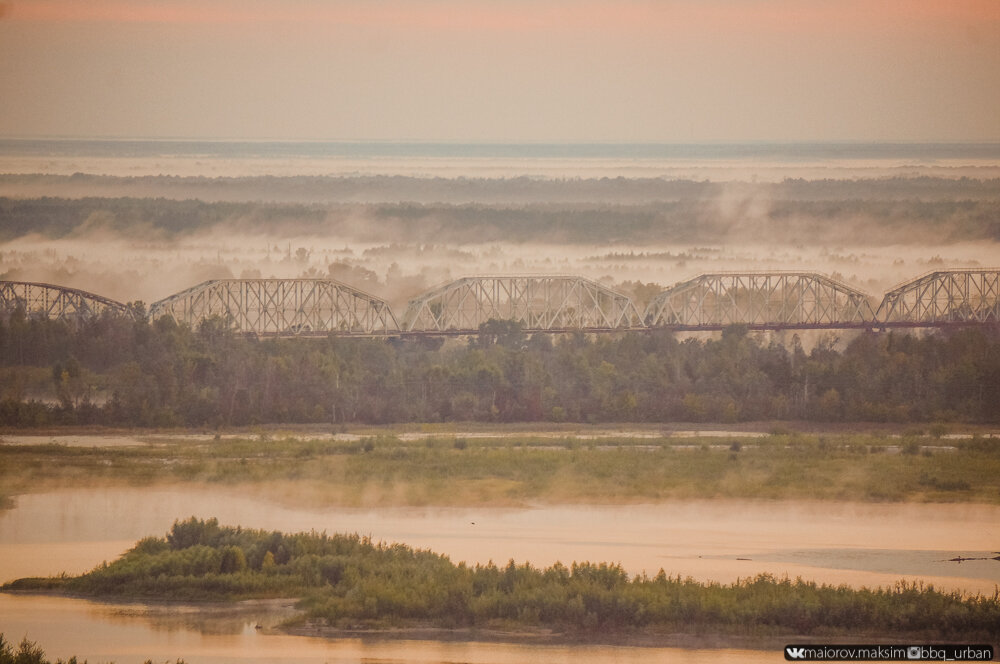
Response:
[876, 269, 1000, 326]
[3, 268, 998, 336]
[643, 272, 876, 330]
[402, 275, 641, 332]
[147, 279, 398, 336]
[0, 281, 127, 321]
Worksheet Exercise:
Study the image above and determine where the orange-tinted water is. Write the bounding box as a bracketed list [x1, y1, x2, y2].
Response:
[1, 487, 997, 662]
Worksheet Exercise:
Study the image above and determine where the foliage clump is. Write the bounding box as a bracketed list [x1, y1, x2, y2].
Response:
[2, 313, 1000, 427]
[0, 633, 185, 664]
[5, 519, 998, 641]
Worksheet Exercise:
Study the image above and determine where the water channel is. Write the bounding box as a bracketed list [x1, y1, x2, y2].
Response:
[1, 459, 998, 662]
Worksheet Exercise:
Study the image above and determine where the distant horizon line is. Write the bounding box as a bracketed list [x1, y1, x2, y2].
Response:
[3, 136, 1000, 146]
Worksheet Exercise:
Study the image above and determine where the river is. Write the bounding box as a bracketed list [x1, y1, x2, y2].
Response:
[1, 486, 998, 663]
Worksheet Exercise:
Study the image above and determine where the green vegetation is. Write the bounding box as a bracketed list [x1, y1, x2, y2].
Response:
[6, 519, 998, 642]
[2, 309, 1000, 428]
[0, 633, 184, 664]
[2, 180, 1000, 244]
[2, 432, 999, 505]
[0, 635, 74, 664]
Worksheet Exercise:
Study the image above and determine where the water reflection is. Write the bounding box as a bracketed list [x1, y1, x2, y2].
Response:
[2, 487, 998, 662]
[0, 594, 778, 664]
[2, 487, 998, 594]
[746, 548, 1000, 583]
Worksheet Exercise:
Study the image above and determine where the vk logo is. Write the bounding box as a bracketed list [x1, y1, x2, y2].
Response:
[786, 647, 807, 659]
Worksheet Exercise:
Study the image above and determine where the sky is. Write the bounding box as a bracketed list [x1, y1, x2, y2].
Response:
[1, 0, 998, 142]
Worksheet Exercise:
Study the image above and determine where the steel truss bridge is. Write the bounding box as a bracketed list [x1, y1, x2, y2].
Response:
[147, 279, 399, 336]
[2, 269, 998, 336]
[644, 272, 877, 331]
[0, 281, 127, 322]
[402, 275, 641, 332]
[877, 269, 1000, 326]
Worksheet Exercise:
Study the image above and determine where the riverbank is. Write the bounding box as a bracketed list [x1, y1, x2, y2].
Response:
[0, 598, 781, 664]
[2, 428, 999, 507]
[283, 622, 997, 651]
[0, 611, 793, 652]
[3, 598, 980, 655]
[5, 420, 1000, 439]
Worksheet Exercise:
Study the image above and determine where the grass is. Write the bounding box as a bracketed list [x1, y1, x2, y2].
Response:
[1, 432, 999, 507]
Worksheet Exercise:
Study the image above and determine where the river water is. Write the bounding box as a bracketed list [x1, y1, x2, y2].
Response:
[0, 591, 777, 664]
[1, 486, 998, 663]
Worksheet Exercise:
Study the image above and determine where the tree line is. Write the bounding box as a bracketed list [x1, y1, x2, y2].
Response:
[2, 192, 999, 245]
[1, 311, 998, 427]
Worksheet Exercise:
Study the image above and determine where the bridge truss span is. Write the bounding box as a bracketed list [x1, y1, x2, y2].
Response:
[644, 272, 877, 330]
[403, 275, 642, 332]
[0, 281, 127, 321]
[877, 269, 1000, 325]
[149, 279, 399, 336]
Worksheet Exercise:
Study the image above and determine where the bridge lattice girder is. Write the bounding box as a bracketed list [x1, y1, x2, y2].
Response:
[403, 275, 642, 332]
[877, 269, 1000, 324]
[0, 281, 127, 321]
[149, 279, 398, 335]
[644, 272, 877, 328]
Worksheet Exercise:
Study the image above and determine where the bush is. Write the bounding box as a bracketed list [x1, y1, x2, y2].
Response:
[5, 519, 998, 641]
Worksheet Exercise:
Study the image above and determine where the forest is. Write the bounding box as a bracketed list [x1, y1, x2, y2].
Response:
[2, 191, 999, 246]
[1, 310, 998, 428]
[3, 173, 1000, 206]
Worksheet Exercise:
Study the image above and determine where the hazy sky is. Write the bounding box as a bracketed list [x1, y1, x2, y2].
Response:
[1, 0, 998, 142]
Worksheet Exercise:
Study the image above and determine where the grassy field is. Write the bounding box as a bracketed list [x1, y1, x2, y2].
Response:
[1, 430, 998, 507]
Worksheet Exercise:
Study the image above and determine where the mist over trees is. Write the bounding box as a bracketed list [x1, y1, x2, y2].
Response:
[1, 311, 998, 428]
[2, 174, 998, 428]
[2, 175, 999, 247]
[2, 173, 999, 205]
